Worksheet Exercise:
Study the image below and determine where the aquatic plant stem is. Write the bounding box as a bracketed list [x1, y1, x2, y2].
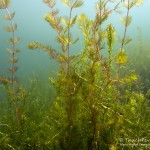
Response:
[2, 0, 15, 96]
[2, 0, 20, 125]
[117, 0, 130, 99]
[120, 0, 130, 51]
[67, 0, 78, 75]
[66, 2, 78, 149]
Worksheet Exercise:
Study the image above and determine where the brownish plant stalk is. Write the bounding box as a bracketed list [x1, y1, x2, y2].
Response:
[2, 0, 16, 95]
[66, 0, 78, 75]
[117, 0, 131, 100]
[0, 0, 22, 124]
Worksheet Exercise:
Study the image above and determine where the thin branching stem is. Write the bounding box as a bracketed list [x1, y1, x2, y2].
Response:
[120, 0, 130, 51]
[2, 0, 20, 125]
[117, 0, 130, 99]
[67, 0, 78, 75]
[2, 0, 15, 96]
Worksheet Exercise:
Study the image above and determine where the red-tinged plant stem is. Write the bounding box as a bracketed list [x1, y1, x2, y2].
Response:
[66, 2, 78, 149]
[2, 0, 15, 96]
[96, 0, 119, 83]
[120, 0, 130, 51]
[2, 0, 20, 125]
[98, 0, 110, 81]
[67, 0, 78, 76]
[117, 0, 130, 99]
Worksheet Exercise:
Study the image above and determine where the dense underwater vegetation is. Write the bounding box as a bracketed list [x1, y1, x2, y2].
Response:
[0, 0, 150, 149]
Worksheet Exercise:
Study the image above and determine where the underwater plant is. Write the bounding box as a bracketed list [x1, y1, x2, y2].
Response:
[0, 0, 20, 93]
[0, 0, 28, 129]
[0, 0, 149, 149]
[0, 2, 50, 148]
[28, 0, 149, 149]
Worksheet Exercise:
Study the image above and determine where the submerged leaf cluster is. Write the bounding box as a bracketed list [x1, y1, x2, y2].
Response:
[0, 0, 149, 150]
[0, 0, 10, 9]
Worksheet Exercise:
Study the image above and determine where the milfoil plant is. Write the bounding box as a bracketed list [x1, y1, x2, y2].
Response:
[0, 0, 27, 125]
[28, 0, 148, 149]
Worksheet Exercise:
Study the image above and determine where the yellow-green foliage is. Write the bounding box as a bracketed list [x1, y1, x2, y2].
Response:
[116, 49, 127, 64]
[28, 0, 148, 149]
[106, 24, 115, 54]
[1, 0, 149, 149]
[0, 0, 10, 9]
